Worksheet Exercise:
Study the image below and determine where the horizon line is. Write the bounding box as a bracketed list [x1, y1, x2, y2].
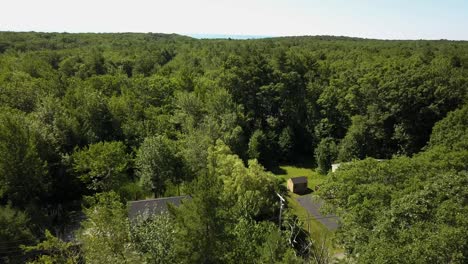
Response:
[1, 30, 468, 42]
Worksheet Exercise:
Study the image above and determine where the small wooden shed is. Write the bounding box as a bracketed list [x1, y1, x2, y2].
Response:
[287, 176, 308, 194]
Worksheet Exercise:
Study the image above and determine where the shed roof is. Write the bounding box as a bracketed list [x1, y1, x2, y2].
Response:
[289, 176, 308, 184]
[128, 195, 190, 221]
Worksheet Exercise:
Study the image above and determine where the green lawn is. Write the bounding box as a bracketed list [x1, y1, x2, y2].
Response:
[274, 165, 326, 190]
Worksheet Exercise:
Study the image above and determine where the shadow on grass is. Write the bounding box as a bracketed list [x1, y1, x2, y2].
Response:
[283, 187, 314, 197]
[299, 188, 313, 195]
[290, 157, 315, 168]
[278, 158, 315, 170]
[270, 166, 287, 175]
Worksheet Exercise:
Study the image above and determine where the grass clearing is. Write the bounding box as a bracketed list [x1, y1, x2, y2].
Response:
[273, 164, 342, 254]
[274, 165, 327, 190]
[273, 165, 329, 236]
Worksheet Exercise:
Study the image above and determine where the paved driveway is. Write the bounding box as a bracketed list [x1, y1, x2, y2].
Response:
[296, 195, 339, 230]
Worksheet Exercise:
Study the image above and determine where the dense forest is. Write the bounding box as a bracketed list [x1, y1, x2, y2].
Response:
[0, 32, 467, 263]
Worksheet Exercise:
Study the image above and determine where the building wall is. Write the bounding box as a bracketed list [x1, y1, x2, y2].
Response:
[332, 163, 341, 172]
[287, 180, 294, 192]
[287, 180, 307, 194]
[295, 183, 307, 193]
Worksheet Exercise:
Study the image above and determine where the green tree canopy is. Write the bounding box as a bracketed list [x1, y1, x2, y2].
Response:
[0, 108, 48, 208]
[429, 103, 468, 151]
[314, 137, 338, 174]
[78, 192, 141, 264]
[72, 141, 130, 192]
[135, 135, 184, 197]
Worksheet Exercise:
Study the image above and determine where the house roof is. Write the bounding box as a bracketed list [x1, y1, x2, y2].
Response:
[128, 195, 190, 221]
[289, 176, 308, 184]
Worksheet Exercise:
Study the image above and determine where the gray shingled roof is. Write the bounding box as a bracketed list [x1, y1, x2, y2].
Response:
[128, 195, 190, 221]
[289, 176, 308, 184]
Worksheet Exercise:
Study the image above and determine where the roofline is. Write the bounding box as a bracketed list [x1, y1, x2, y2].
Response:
[127, 195, 191, 205]
[288, 176, 308, 180]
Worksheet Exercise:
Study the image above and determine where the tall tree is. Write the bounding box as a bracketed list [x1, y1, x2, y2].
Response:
[171, 167, 227, 264]
[135, 135, 184, 197]
[78, 192, 142, 264]
[72, 141, 130, 192]
[130, 213, 177, 264]
[22, 230, 80, 264]
[0, 108, 48, 208]
[315, 137, 338, 174]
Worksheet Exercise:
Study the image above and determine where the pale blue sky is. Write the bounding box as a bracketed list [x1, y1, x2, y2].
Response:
[1, 0, 467, 40]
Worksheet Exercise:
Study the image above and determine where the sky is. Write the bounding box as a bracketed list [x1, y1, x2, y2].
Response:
[1, 0, 467, 40]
